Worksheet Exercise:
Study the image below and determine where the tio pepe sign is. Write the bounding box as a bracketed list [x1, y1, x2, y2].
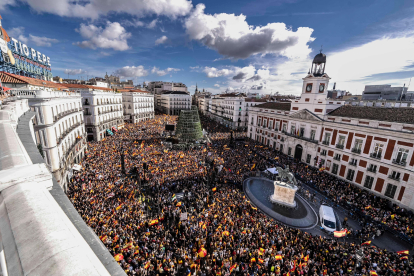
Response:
[7, 38, 51, 67]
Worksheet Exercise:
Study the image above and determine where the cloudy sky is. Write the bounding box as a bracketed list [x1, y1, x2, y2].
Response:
[1, 0, 414, 95]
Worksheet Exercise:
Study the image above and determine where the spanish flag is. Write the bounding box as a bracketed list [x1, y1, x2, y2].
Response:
[230, 263, 237, 272]
[242, 230, 247, 234]
[176, 202, 182, 207]
[369, 271, 378, 275]
[334, 229, 347, 238]
[149, 219, 159, 226]
[100, 235, 107, 242]
[144, 261, 151, 269]
[116, 204, 123, 211]
[400, 256, 408, 260]
[304, 255, 309, 262]
[361, 240, 371, 246]
[222, 231, 230, 236]
[397, 250, 409, 255]
[258, 258, 264, 264]
[365, 205, 371, 210]
[114, 254, 124, 261]
[275, 255, 283, 260]
[141, 142, 144, 148]
[250, 258, 256, 263]
[198, 247, 207, 258]
[212, 187, 217, 192]
[251, 164, 256, 170]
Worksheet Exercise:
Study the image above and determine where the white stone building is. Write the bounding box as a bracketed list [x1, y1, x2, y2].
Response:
[206, 93, 266, 130]
[121, 90, 154, 123]
[1, 72, 87, 190]
[159, 91, 191, 115]
[248, 53, 414, 210]
[62, 84, 124, 142]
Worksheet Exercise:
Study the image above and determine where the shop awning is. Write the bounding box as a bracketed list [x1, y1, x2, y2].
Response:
[106, 129, 114, 136]
[112, 126, 118, 132]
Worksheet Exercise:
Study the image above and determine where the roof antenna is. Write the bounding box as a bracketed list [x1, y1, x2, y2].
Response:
[320, 45, 323, 53]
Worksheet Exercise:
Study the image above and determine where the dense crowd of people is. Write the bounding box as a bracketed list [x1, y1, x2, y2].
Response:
[67, 114, 412, 275]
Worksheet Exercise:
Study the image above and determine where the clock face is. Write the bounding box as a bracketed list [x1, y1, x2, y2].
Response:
[319, 83, 325, 92]
[306, 84, 312, 92]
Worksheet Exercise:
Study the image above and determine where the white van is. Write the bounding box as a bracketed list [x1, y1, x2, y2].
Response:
[319, 205, 336, 232]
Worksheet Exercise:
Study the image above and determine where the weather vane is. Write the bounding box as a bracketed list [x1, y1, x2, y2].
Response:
[320, 45, 323, 53]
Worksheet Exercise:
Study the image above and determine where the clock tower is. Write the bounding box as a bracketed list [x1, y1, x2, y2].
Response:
[290, 52, 343, 115]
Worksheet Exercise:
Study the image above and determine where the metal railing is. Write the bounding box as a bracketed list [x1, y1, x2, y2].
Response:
[392, 159, 406, 167]
[388, 174, 400, 181]
[352, 148, 361, 154]
[370, 152, 381, 159]
[367, 167, 377, 173]
[322, 140, 330, 145]
[336, 144, 344, 149]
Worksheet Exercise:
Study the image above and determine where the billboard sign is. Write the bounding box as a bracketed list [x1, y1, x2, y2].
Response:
[0, 16, 52, 80]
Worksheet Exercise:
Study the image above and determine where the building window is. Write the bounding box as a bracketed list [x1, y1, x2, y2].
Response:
[258, 118, 261, 126]
[367, 164, 377, 173]
[320, 159, 325, 167]
[371, 143, 384, 159]
[321, 149, 327, 156]
[288, 147, 292, 156]
[349, 158, 357, 166]
[336, 135, 345, 149]
[332, 163, 339, 175]
[310, 129, 316, 140]
[364, 176, 374, 189]
[394, 148, 409, 165]
[389, 171, 401, 181]
[282, 123, 287, 132]
[346, 169, 355, 181]
[334, 153, 341, 161]
[384, 184, 397, 199]
[323, 133, 331, 145]
[280, 144, 284, 152]
[306, 154, 311, 163]
[352, 139, 363, 153]
[290, 125, 296, 135]
[269, 121, 273, 129]
[263, 120, 267, 127]
[300, 127, 305, 137]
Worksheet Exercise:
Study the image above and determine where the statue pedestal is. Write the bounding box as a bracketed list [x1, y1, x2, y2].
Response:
[270, 180, 298, 208]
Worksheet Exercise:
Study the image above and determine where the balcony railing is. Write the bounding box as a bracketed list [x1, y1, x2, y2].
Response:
[349, 161, 357, 166]
[320, 152, 327, 156]
[392, 159, 407, 167]
[333, 156, 341, 161]
[388, 174, 400, 181]
[322, 140, 330, 145]
[352, 148, 361, 154]
[370, 152, 382, 159]
[367, 167, 377, 173]
[336, 144, 344, 149]
[281, 130, 318, 144]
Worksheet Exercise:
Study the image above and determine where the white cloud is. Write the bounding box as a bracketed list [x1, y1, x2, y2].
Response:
[185, 3, 314, 59]
[114, 66, 148, 78]
[155, 35, 168, 45]
[7, 27, 28, 44]
[29, 34, 59, 47]
[203, 65, 255, 80]
[6, 0, 192, 20]
[214, 84, 220, 87]
[64, 69, 87, 75]
[0, 0, 15, 11]
[327, 36, 414, 92]
[8, 27, 58, 47]
[147, 19, 158, 29]
[151, 67, 180, 76]
[75, 21, 131, 51]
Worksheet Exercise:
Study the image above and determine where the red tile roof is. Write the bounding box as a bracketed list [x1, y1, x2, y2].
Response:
[60, 83, 112, 91]
[0, 71, 66, 89]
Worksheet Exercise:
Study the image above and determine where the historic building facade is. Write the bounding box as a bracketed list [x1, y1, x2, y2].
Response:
[248, 53, 414, 210]
[122, 90, 154, 124]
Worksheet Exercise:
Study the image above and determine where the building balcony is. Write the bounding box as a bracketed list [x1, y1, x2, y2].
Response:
[322, 141, 330, 145]
[320, 152, 327, 156]
[336, 144, 344, 149]
[352, 148, 361, 154]
[392, 159, 407, 167]
[333, 156, 341, 161]
[388, 174, 400, 181]
[367, 167, 377, 173]
[370, 152, 382, 159]
[349, 161, 357, 166]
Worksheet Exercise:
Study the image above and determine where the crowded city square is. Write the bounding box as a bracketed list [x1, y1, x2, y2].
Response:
[67, 114, 413, 276]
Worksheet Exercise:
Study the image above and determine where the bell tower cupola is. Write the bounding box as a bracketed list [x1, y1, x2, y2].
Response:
[311, 51, 326, 77]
